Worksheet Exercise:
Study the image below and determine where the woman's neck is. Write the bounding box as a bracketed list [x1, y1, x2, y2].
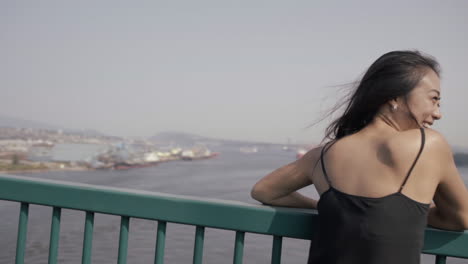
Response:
[374, 113, 403, 131]
[360, 114, 404, 137]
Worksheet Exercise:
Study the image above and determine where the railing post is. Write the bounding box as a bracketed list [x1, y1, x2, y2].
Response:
[271, 236, 283, 264]
[154, 221, 167, 264]
[15, 203, 29, 264]
[117, 216, 130, 264]
[435, 255, 446, 264]
[81, 211, 94, 264]
[193, 226, 205, 264]
[48, 207, 62, 264]
[233, 231, 245, 264]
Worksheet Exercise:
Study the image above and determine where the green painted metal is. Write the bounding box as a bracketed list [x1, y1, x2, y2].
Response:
[48, 207, 61, 264]
[154, 221, 166, 264]
[81, 211, 94, 264]
[423, 227, 468, 258]
[0, 174, 467, 262]
[193, 226, 205, 264]
[118, 216, 130, 264]
[0, 174, 318, 239]
[233, 231, 245, 264]
[15, 203, 29, 264]
[271, 236, 282, 264]
[435, 255, 447, 264]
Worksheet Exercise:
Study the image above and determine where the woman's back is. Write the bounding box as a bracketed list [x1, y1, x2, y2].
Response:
[308, 126, 432, 264]
[311, 125, 439, 205]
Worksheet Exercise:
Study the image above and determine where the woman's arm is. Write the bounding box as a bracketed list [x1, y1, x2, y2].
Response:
[250, 147, 321, 209]
[428, 168, 468, 230]
[426, 131, 468, 231]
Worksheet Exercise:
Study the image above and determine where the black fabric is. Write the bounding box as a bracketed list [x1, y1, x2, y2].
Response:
[308, 128, 429, 264]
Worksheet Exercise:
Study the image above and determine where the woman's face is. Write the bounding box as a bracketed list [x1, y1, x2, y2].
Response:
[402, 69, 442, 129]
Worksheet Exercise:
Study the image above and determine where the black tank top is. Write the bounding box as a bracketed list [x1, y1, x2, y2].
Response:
[308, 128, 430, 264]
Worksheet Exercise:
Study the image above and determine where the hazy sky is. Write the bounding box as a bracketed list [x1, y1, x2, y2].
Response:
[1, 1, 467, 146]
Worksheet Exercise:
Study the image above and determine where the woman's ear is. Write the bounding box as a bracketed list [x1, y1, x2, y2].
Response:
[388, 98, 398, 111]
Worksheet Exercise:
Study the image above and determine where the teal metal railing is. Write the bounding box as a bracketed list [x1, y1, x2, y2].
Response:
[0, 174, 467, 264]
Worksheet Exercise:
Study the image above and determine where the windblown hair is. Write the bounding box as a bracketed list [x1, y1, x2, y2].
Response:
[325, 50, 440, 140]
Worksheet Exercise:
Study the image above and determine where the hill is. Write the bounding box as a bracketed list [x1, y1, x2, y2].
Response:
[0, 115, 112, 138]
[149, 131, 285, 148]
[0, 115, 61, 130]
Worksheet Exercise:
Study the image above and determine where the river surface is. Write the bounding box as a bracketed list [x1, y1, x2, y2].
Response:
[0, 146, 467, 264]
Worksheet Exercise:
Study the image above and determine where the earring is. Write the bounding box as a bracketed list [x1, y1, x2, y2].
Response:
[392, 105, 398, 111]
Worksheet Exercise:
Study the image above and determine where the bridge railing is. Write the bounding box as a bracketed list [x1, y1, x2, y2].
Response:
[0, 174, 467, 264]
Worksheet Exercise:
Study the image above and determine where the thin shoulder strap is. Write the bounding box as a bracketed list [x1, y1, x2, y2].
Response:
[399, 128, 426, 193]
[320, 141, 337, 187]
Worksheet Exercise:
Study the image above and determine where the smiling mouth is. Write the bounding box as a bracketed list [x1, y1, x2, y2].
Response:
[422, 122, 433, 128]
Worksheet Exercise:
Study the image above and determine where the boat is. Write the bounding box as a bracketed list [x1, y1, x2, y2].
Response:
[181, 147, 219, 161]
[239, 146, 258, 154]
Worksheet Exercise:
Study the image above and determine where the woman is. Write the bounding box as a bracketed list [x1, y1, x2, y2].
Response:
[251, 50, 468, 264]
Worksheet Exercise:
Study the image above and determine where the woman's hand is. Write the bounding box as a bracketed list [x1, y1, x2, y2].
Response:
[250, 147, 321, 209]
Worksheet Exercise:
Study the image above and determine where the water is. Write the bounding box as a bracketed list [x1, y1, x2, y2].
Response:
[0, 146, 467, 263]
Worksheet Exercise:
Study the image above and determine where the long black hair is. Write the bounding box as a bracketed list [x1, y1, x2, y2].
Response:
[325, 50, 440, 140]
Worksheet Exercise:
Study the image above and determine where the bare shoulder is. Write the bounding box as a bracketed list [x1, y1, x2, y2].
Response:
[387, 128, 453, 166]
[389, 128, 449, 151]
[423, 128, 453, 156]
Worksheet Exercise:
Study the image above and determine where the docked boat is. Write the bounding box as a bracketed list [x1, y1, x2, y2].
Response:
[181, 147, 219, 161]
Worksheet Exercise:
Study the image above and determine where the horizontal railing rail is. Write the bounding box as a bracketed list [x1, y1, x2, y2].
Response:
[0, 174, 467, 264]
